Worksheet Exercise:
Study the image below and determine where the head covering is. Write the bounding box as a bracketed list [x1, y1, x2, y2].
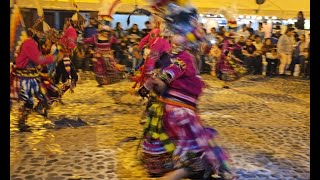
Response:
[217, 6, 238, 30]
[71, 12, 86, 31]
[59, 23, 77, 55]
[98, 0, 121, 25]
[146, 0, 205, 50]
[28, 16, 59, 42]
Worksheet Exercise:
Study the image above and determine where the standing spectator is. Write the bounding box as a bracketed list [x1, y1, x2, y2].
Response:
[253, 35, 264, 74]
[199, 23, 207, 34]
[114, 22, 125, 39]
[304, 42, 310, 79]
[238, 24, 250, 39]
[255, 22, 265, 41]
[207, 27, 218, 42]
[289, 34, 309, 76]
[247, 21, 254, 35]
[209, 43, 221, 76]
[219, 26, 227, 35]
[242, 38, 257, 74]
[83, 17, 98, 38]
[141, 21, 152, 38]
[277, 27, 295, 76]
[128, 23, 141, 36]
[262, 38, 279, 77]
[295, 11, 305, 35]
[271, 26, 282, 45]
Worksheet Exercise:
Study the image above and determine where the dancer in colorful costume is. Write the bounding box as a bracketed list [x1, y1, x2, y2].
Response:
[84, 0, 125, 86]
[137, 1, 235, 179]
[10, 17, 56, 132]
[53, 19, 79, 94]
[131, 19, 171, 89]
[215, 36, 246, 88]
[34, 22, 63, 105]
[84, 24, 124, 86]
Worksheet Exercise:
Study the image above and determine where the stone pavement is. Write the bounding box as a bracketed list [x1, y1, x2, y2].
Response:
[10, 74, 310, 180]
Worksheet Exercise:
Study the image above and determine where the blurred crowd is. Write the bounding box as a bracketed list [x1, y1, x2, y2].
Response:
[72, 11, 310, 81]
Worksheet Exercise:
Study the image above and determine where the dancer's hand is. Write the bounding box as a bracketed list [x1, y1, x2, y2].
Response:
[138, 86, 150, 98]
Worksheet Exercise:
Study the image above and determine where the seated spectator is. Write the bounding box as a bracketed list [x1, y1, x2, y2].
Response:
[262, 38, 279, 77]
[237, 35, 246, 48]
[242, 38, 257, 74]
[289, 34, 309, 76]
[253, 35, 264, 74]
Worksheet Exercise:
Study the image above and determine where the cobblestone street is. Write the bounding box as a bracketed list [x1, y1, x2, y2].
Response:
[10, 74, 310, 180]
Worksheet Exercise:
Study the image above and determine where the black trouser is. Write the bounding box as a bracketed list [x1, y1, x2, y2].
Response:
[289, 55, 306, 76]
[254, 55, 263, 75]
[266, 58, 280, 76]
[244, 56, 256, 74]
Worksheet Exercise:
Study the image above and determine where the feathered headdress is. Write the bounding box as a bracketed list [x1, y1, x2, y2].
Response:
[216, 6, 238, 30]
[98, 0, 121, 24]
[28, 17, 57, 40]
[144, 0, 205, 50]
[10, 4, 28, 60]
[70, 0, 86, 31]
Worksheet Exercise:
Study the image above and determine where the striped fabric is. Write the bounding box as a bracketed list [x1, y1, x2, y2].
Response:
[10, 67, 39, 101]
[163, 104, 232, 173]
[39, 73, 61, 101]
[19, 78, 47, 104]
[63, 57, 72, 79]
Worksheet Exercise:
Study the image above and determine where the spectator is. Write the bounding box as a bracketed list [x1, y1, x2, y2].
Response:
[253, 35, 263, 74]
[304, 42, 310, 79]
[262, 38, 279, 77]
[237, 35, 246, 47]
[289, 34, 309, 76]
[219, 26, 227, 35]
[199, 23, 207, 34]
[209, 43, 221, 76]
[209, 27, 217, 36]
[255, 22, 265, 41]
[271, 26, 282, 45]
[207, 27, 218, 41]
[242, 38, 257, 74]
[295, 11, 305, 34]
[237, 24, 250, 39]
[249, 34, 256, 42]
[83, 17, 98, 38]
[277, 27, 295, 76]
[247, 21, 254, 35]
[114, 22, 125, 39]
[128, 23, 141, 36]
[141, 21, 152, 38]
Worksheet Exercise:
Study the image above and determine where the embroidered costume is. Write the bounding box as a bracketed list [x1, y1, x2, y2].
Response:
[10, 33, 55, 131]
[84, 32, 124, 86]
[135, 1, 235, 179]
[131, 28, 171, 89]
